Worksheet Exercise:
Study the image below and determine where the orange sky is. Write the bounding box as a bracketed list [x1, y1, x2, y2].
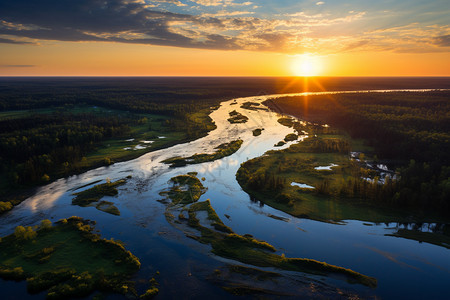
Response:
[1, 41, 449, 76]
[0, 0, 449, 76]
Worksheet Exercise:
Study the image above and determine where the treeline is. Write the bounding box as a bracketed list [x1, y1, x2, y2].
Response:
[1, 79, 252, 205]
[285, 136, 351, 154]
[0, 113, 134, 185]
[265, 91, 450, 215]
[266, 91, 450, 161]
[237, 168, 287, 192]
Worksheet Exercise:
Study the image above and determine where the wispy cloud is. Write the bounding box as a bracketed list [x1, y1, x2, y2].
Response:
[434, 34, 450, 47]
[0, 64, 36, 67]
[191, 0, 253, 7]
[0, 37, 34, 44]
[0, 0, 448, 54]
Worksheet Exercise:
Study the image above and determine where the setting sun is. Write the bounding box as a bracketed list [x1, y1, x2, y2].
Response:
[291, 55, 322, 76]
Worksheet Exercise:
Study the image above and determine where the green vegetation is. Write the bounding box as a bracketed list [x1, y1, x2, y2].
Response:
[178, 199, 376, 287]
[236, 132, 418, 222]
[252, 129, 263, 136]
[0, 217, 141, 299]
[277, 117, 295, 127]
[188, 200, 233, 233]
[0, 79, 227, 210]
[72, 179, 126, 215]
[284, 133, 298, 142]
[240, 102, 269, 111]
[161, 175, 377, 288]
[227, 110, 249, 124]
[163, 139, 243, 167]
[96, 201, 121, 216]
[265, 91, 450, 216]
[163, 174, 207, 204]
[0, 201, 13, 213]
[140, 277, 159, 299]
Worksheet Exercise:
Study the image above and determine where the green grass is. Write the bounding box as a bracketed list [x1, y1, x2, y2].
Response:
[96, 201, 120, 216]
[1, 104, 217, 213]
[252, 129, 263, 136]
[164, 175, 207, 205]
[188, 200, 233, 233]
[164, 190, 376, 288]
[74, 107, 216, 171]
[227, 110, 249, 124]
[78, 112, 186, 170]
[72, 179, 126, 207]
[0, 217, 141, 299]
[187, 201, 376, 287]
[236, 134, 410, 223]
[71, 179, 126, 215]
[277, 117, 295, 128]
[284, 133, 298, 142]
[163, 140, 243, 167]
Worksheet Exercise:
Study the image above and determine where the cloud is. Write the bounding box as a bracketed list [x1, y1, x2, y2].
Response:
[434, 35, 450, 47]
[0, 0, 232, 49]
[152, 0, 187, 6]
[0, 0, 447, 54]
[0, 37, 34, 44]
[202, 10, 255, 17]
[316, 1, 324, 5]
[0, 64, 36, 67]
[191, 0, 252, 7]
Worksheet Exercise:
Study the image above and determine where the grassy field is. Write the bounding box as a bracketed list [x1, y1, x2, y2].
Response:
[161, 174, 377, 288]
[71, 178, 128, 215]
[182, 198, 376, 287]
[0, 104, 216, 212]
[162, 173, 207, 205]
[236, 118, 415, 223]
[0, 217, 141, 299]
[163, 139, 243, 167]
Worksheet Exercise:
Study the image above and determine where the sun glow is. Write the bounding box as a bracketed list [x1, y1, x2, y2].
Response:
[291, 55, 322, 76]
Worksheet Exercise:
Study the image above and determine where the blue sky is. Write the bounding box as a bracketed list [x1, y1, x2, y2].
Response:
[0, 0, 448, 54]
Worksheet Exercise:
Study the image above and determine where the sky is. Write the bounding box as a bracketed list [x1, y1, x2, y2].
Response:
[0, 0, 449, 76]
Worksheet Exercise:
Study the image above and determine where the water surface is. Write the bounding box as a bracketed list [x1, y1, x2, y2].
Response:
[1, 89, 449, 299]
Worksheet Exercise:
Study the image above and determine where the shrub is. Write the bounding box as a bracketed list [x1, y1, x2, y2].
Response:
[14, 226, 37, 240]
[0, 201, 13, 213]
[40, 219, 52, 230]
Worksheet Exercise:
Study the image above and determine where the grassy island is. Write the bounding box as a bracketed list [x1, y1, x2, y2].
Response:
[240, 102, 269, 111]
[72, 178, 127, 215]
[252, 129, 263, 136]
[161, 174, 376, 288]
[236, 130, 415, 223]
[227, 110, 249, 124]
[163, 140, 243, 167]
[177, 198, 376, 287]
[163, 174, 207, 205]
[265, 91, 450, 218]
[0, 217, 141, 299]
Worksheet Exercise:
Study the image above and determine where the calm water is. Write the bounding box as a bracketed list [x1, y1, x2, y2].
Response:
[0, 90, 449, 299]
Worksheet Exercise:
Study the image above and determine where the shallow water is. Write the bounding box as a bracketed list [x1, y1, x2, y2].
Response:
[1, 89, 449, 299]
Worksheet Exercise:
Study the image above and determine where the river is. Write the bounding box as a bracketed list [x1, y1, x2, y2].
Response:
[1, 89, 449, 299]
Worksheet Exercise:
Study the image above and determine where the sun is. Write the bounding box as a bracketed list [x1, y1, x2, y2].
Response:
[291, 55, 322, 76]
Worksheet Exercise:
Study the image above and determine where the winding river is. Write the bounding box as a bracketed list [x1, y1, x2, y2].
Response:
[1, 90, 449, 299]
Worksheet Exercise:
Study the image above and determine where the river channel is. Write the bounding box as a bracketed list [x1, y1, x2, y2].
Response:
[1, 89, 449, 299]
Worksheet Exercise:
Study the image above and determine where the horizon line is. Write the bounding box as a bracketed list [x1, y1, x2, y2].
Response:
[0, 75, 449, 78]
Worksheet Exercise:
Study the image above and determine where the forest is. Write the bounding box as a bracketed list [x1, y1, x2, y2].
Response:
[0, 77, 270, 208]
[264, 91, 450, 215]
[1, 78, 448, 214]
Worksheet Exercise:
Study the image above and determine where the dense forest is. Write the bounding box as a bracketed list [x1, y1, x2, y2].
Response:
[1, 78, 448, 212]
[264, 91, 450, 214]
